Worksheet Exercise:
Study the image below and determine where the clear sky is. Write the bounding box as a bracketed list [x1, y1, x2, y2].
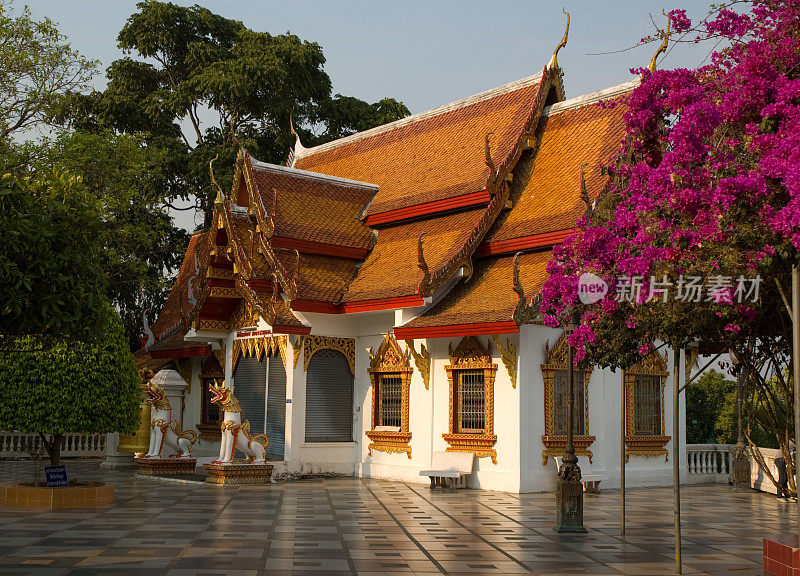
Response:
[25, 0, 720, 230]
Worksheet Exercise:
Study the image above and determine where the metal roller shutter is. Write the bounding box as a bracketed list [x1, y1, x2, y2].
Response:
[266, 355, 286, 459]
[305, 348, 353, 442]
[233, 356, 266, 435]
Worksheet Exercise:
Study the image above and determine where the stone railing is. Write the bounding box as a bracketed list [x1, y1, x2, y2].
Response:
[0, 431, 106, 459]
[686, 443, 735, 484]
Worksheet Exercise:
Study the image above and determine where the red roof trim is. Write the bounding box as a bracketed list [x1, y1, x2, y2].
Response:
[478, 229, 575, 256]
[291, 299, 344, 314]
[364, 190, 491, 226]
[150, 346, 211, 359]
[394, 321, 519, 339]
[273, 324, 312, 335]
[343, 294, 425, 313]
[270, 236, 369, 260]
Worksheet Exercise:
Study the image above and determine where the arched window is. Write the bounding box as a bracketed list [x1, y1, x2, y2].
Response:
[233, 355, 266, 435]
[540, 332, 595, 465]
[624, 350, 670, 461]
[266, 352, 286, 460]
[305, 348, 353, 442]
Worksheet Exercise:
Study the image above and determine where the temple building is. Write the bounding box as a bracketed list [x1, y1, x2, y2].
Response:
[128, 47, 686, 492]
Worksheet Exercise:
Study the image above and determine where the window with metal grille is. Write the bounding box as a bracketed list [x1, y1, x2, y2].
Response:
[456, 370, 485, 433]
[378, 374, 402, 428]
[553, 370, 585, 435]
[634, 374, 661, 435]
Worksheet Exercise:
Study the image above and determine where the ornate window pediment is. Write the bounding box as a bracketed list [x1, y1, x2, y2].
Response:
[443, 336, 498, 464]
[624, 349, 670, 462]
[540, 331, 596, 465]
[366, 334, 412, 458]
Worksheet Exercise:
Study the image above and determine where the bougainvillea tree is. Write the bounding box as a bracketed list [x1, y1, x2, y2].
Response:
[540, 0, 800, 484]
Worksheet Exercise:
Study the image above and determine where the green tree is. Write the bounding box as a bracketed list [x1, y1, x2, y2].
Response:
[0, 306, 141, 465]
[65, 1, 409, 227]
[46, 130, 190, 348]
[0, 169, 107, 344]
[0, 0, 95, 143]
[686, 370, 736, 444]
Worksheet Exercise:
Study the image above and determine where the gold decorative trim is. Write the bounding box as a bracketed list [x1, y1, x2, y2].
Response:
[303, 335, 355, 375]
[233, 335, 288, 372]
[230, 300, 259, 330]
[196, 318, 233, 332]
[404, 339, 430, 390]
[444, 336, 498, 464]
[292, 336, 305, 369]
[540, 331, 595, 464]
[513, 252, 543, 324]
[209, 286, 240, 299]
[624, 349, 670, 462]
[491, 334, 517, 388]
[366, 334, 412, 458]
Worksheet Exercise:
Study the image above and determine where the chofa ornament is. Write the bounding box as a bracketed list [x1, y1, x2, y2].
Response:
[141, 375, 197, 458]
[209, 380, 269, 463]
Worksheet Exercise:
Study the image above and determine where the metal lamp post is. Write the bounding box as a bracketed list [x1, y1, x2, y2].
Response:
[555, 331, 587, 533]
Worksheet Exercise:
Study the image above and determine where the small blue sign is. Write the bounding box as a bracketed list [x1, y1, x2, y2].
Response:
[44, 465, 68, 487]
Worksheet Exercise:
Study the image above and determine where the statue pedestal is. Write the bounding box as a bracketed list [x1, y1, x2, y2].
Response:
[135, 457, 197, 476]
[203, 462, 273, 485]
[554, 459, 587, 533]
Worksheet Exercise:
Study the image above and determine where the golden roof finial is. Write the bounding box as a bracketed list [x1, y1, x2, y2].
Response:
[209, 154, 224, 207]
[648, 11, 671, 72]
[548, 8, 570, 71]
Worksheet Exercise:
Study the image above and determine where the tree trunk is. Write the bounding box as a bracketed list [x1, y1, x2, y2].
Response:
[38, 432, 63, 466]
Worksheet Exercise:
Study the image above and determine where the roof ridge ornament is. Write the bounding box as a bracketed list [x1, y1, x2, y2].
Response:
[485, 132, 498, 184]
[512, 252, 543, 325]
[288, 115, 306, 167]
[417, 232, 431, 292]
[548, 8, 570, 71]
[209, 154, 224, 208]
[648, 11, 671, 72]
[579, 162, 594, 218]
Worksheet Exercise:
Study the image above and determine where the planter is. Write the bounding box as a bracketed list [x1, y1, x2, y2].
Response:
[0, 481, 113, 509]
[203, 461, 273, 485]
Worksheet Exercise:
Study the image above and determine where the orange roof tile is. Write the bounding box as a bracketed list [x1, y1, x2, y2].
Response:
[151, 232, 209, 342]
[275, 250, 358, 303]
[249, 160, 376, 250]
[401, 250, 551, 328]
[487, 82, 634, 243]
[341, 207, 486, 302]
[294, 73, 548, 217]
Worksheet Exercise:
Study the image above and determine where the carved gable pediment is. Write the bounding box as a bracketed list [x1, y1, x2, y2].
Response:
[628, 349, 669, 376]
[448, 336, 492, 367]
[542, 331, 570, 370]
[368, 334, 410, 372]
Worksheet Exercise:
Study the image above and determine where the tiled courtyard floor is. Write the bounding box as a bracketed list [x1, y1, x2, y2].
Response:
[0, 460, 790, 575]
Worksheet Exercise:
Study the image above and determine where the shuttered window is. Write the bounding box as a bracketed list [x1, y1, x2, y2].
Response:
[553, 369, 586, 435]
[305, 349, 353, 442]
[634, 374, 661, 435]
[233, 356, 266, 435]
[266, 355, 287, 460]
[378, 374, 402, 428]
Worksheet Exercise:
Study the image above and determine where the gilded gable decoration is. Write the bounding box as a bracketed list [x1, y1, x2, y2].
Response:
[448, 336, 492, 366]
[491, 334, 517, 387]
[366, 334, 413, 458]
[623, 349, 670, 462]
[303, 335, 355, 375]
[443, 336, 498, 464]
[404, 339, 430, 390]
[233, 335, 287, 371]
[540, 331, 595, 465]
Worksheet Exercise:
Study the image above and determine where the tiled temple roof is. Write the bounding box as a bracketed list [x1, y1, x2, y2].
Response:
[294, 73, 548, 219]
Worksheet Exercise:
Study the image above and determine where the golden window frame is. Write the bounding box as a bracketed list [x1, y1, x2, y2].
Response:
[365, 334, 412, 458]
[443, 336, 498, 464]
[623, 349, 671, 462]
[540, 331, 596, 465]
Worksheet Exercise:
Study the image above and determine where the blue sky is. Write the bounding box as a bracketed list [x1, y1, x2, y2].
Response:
[26, 0, 720, 229]
[29, 0, 718, 113]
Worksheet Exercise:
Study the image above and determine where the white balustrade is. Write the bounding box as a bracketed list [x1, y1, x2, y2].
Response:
[0, 431, 106, 459]
[686, 443, 735, 484]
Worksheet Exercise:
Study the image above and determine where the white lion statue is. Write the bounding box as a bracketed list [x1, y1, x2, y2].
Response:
[209, 380, 269, 463]
[141, 378, 197, 458]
